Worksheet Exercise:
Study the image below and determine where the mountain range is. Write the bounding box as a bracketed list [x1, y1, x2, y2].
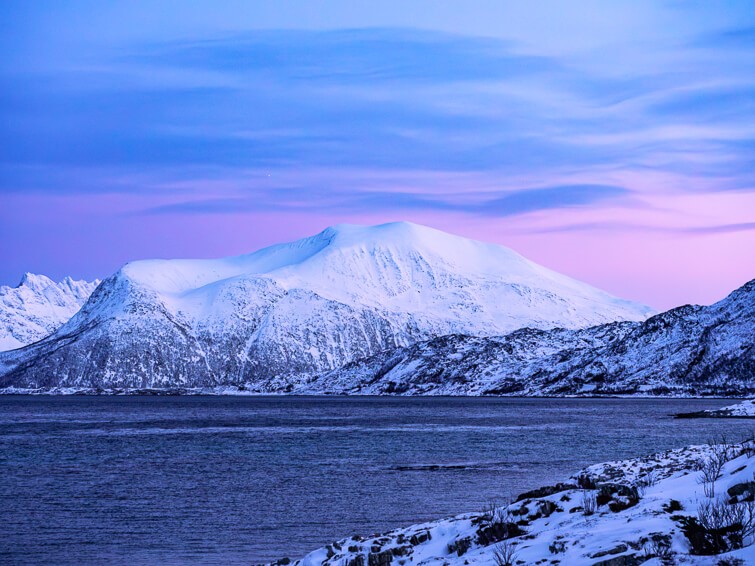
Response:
[0, 222, 653, 391]
[0, 273, 99, 352]
[289, 278, 754, 397]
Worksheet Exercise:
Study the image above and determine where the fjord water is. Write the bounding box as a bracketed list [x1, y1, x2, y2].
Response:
[1, 396, 751, 565]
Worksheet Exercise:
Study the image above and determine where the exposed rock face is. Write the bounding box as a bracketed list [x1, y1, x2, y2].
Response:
[0, 222, 652, 391]
[0, 273, 100, 351]
[292, 279, 755, 397]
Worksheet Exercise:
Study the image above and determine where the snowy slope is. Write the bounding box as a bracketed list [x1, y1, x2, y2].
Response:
[99, 221, 652, 330]
[290, 278, 755, 397]
[286, 439, 755, 565]
[0, 222, 651, 390]
[0, 273, 100, 351]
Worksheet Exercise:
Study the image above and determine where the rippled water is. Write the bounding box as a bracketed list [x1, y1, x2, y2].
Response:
[0, 396, 751, 564]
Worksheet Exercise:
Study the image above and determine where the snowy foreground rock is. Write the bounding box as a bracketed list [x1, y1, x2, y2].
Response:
[280, 441, 755, 566]
[0, 273, 99, 351]
[0, 222, 652, 391]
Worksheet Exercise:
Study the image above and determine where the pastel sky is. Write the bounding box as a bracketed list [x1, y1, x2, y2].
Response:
[1, 1, 754, 310]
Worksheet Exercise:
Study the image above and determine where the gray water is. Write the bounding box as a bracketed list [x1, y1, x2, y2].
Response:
[0, 396, 751, 565]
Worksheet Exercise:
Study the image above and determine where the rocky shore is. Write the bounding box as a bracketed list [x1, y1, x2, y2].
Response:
[275, 439, 755, 565]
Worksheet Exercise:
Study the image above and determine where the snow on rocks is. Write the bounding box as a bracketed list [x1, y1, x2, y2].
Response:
[277, 440, 755, 565]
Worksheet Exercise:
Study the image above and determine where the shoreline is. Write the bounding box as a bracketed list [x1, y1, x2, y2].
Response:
[0, 387, 750, 402]
[280, 439, 755, 565]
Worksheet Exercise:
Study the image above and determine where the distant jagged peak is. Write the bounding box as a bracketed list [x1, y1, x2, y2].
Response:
[0, 273, 100, 352]
[13, 272, 99, 293]
[17, 272, 55, 291]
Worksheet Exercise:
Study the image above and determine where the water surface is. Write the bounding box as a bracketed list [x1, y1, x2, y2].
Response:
[0, 396, 750, 564]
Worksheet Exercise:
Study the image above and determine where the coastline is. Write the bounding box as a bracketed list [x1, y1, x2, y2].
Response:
[0, 386, 750, 402]
[281, 439, 755, 565]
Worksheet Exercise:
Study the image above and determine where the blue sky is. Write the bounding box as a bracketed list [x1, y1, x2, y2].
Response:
[1, 1, 754, 308]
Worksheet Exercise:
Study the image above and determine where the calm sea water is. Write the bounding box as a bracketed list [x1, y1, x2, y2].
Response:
[0, 396, 751, 564]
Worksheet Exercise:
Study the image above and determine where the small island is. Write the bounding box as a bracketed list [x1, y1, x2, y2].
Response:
[676, 400, 755, 419]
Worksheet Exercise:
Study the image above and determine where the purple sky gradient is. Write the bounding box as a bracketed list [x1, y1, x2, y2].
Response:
[1, 1, 754, 310]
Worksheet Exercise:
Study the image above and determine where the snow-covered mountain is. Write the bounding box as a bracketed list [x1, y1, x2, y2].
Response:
[0, 222, 651, 390]
[292, 278, 754, 397]
[0, 273, 100, 351]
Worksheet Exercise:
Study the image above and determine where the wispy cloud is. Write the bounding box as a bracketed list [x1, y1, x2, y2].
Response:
[531, 221, 755, 235]
[1, 4, 754, 309]
[129, 29, 558, 85]
[142, 183, 631, 217]
[2, 25, 755, 198]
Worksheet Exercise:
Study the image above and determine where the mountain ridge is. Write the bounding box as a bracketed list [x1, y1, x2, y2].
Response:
[0, 222, 652, 390]
[0, 273, 100, 351]
[286, 277, 754, 397]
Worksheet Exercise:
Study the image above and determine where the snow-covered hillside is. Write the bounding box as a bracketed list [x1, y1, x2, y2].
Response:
[0, 222, 652, 390]
[287, 278, 754, 397]
[0, 273, 99, 351]
[286, 439, 755, 565]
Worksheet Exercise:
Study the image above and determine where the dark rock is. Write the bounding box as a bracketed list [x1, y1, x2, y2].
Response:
[592, 554, 639, 566]
[678, 515, 744, 555]
[448, 536, 472, 556]
[590, 544, 627, 558]
[549, 540, 567, 554]
[537, 500, 558, 518]
[662, 499, 683, 513]
[476, 522, 525, 546]
[595, 483, 639, 512]
[576, 475, 597, 489]
[515, 483, 577, 502]
[390, 546, 411, 557]
[409, 530, 431, 545]
[368, 550, 393, 566]
[727, 481, 755, 501]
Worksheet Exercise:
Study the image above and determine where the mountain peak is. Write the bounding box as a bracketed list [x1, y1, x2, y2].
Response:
[306, 221, 529, 274]
[113, 221, 653, 326]
[316, 221, 448, 249]
[0, 225, 655, 388]
[18, 272, 54, 291]
[1, 274, 99, 351]
[323, 221, 474, 243]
